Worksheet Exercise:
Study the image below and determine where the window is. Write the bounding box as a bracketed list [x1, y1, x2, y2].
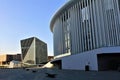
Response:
[82, 7, 89, 22]
[118, 0, 120, 11]
[63, 11, 71, 53]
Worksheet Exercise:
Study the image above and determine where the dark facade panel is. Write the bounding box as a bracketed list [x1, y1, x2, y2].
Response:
[97, 53, 120, 71]
[21, 37, 34, 60]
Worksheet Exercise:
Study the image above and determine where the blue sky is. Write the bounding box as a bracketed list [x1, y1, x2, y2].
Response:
[0, 0, 67, 55]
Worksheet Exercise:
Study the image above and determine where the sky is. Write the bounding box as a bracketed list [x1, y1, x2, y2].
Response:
[0, 0, 68, 55]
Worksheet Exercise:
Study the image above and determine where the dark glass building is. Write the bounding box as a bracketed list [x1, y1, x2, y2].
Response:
[21, 37, 47, 64]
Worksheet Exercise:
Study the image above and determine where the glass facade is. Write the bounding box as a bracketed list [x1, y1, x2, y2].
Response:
[51, 0, 120, 56]
[21, 37, 47, 64]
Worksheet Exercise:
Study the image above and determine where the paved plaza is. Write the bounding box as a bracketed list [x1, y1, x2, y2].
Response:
[0, 68, 120, 80]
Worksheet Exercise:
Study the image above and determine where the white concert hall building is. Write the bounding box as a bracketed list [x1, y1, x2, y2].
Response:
[50, 0, 120, 71]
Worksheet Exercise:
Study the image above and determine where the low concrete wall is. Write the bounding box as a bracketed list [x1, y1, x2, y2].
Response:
[61, 47, 120, 71]
[62, 51, 98, 71]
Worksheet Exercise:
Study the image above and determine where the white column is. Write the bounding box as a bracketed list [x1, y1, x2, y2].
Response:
[34, 38, 36, 64]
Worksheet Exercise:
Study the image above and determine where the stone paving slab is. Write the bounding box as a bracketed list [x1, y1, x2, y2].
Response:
[0, 68, 120, 80]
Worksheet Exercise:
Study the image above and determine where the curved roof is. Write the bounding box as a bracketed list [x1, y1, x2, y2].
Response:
[50, 0, 79, 32]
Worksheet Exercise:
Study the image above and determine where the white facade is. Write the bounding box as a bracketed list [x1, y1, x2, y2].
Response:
[62, 46, 120, 71]
[50, 0, 120, 71]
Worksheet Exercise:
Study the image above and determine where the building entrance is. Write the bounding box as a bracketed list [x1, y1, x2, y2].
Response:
[97, 53, 120, 71]
[51, 60, 62, 69]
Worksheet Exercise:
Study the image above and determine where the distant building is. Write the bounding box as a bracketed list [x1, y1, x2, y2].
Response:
[9, 60, 21, 68]
[21, 37, 48, 65]
[50, 0, 120, 71]
[0, 54, 21, 66]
